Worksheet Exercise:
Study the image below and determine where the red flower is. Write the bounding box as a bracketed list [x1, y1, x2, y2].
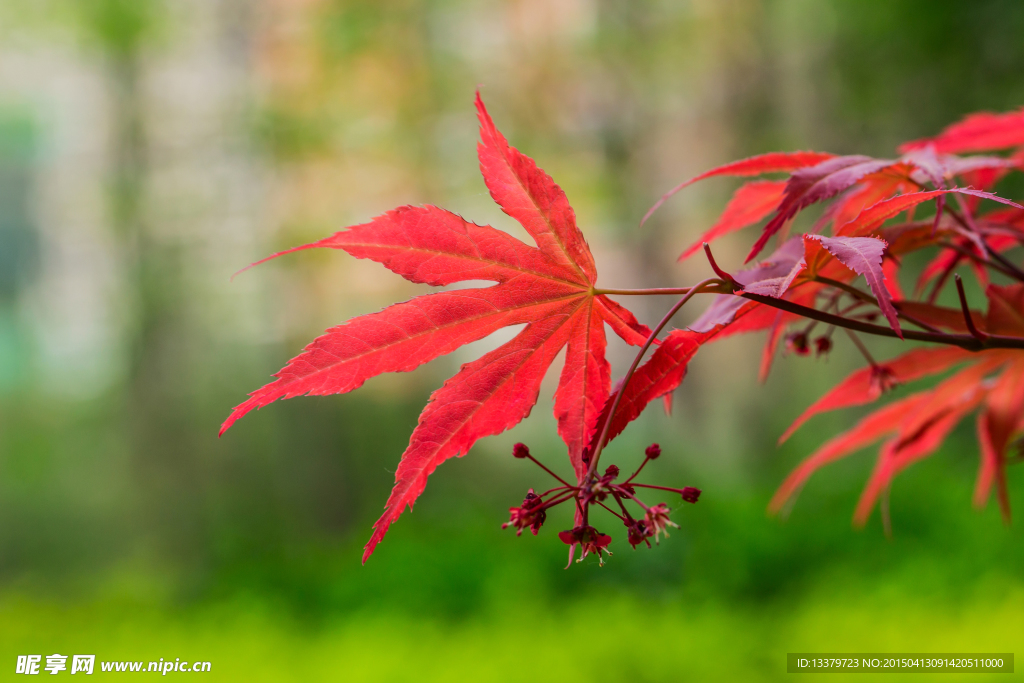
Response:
[502, 489, 547, 536]
[642, 503, 678, 543]
[558, 525, 613, 566]
[625, 519, 651, 549]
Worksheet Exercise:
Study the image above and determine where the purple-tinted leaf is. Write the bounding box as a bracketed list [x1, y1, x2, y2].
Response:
[944, 154, 1020, 176]
[690, 237, 805, 331]
[807, 235, 902, 337]
[742, 257, 806, 299]
[747, 156, 896, 262]
[902, 146, 946, 188]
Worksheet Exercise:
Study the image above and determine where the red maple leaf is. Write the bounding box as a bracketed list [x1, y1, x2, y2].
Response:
[221, 94, 652, 562]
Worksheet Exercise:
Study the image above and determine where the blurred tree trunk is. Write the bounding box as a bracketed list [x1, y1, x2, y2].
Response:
[89, 0, 205, 564]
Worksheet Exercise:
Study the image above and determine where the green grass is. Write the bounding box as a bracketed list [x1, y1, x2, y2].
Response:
[2, 576, 1022, 682]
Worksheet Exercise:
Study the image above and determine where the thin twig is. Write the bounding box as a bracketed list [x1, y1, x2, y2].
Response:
[815, 276, 941, 333]
[939, 240, 1020, 281]
[926, 253, 961, 304]
[843, 328, 879, 367]
[631, 483, 698, 496]
[596, 500, 626, 521]
[585, 278, 721, 482]
[704, 243, 740, 287]
[954, 274, 988, 342]
[985, 246, 1024, 283]
[614, 486, 652, 513]
[526, 454, 573, 488]
[611, 492, 635, 521]
[593, 286, 703, 296]
[622, 456, 651, 485]
[814, 276, 879, 307]
[537, 485, 575, 498]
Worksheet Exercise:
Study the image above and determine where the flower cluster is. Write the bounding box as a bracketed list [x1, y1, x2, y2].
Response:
[501, 489, 546, 536]
[502, 442, 701, 567]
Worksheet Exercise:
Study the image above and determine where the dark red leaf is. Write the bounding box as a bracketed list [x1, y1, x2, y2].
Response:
[758, 310, 790, 383]
[836, 188, 1022, 238]
[853, 395, 982, 526]
[595, 295, 654, 347]
[824, 168, 916, 232]
[365, 305, 582, 561]
[882, 257, 904, 301]
[914, 244, 961, 297]
[555, 300, 612, 480]
[690, 237, 806, 331]
[876, 354, 1012, 468]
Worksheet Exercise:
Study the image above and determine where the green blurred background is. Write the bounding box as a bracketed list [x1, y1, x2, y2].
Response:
[1, 0, 1023, 680]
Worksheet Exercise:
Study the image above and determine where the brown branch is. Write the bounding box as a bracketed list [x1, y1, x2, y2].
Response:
[738, 292, 1024, 351]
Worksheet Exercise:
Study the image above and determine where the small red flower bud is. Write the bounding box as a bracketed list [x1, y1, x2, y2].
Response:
[814, 336, 832, 356]
[603, 464, 620, 479]
[785, 332, 810, 356]
[680, 486, 701, 503]
[512, 442, 530, 459]
[645, 443, 662, 459]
